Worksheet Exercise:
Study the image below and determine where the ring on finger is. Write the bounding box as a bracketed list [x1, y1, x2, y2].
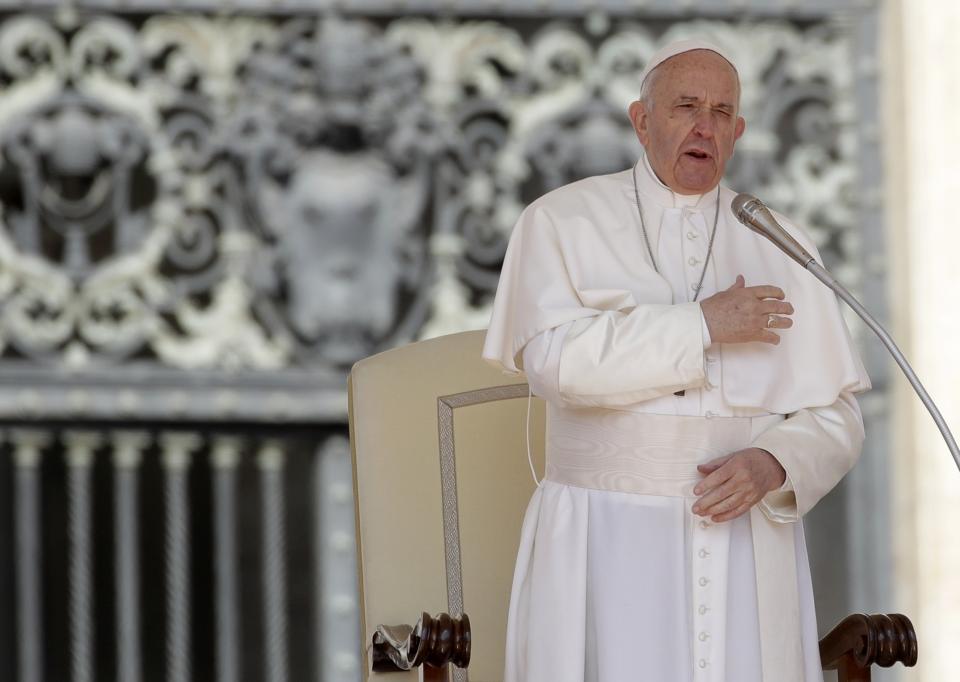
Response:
[767, 314, 776, 328]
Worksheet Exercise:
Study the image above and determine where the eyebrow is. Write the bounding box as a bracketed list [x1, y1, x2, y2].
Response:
[675, 95, 736, 112]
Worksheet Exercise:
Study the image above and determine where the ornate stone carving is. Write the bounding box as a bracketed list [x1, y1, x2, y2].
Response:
[0, 10, 868, 418]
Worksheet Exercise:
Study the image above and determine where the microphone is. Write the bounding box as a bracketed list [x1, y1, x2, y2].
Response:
[731, 193, 815, 267]
[730, 192, 960, 470]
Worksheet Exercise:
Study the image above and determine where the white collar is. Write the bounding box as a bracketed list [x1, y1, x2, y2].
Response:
[632, 153, 716, 211]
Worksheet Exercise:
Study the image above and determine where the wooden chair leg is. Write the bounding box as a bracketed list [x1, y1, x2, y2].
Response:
[836, 655, 871, 682]
[421, 665, 448, 681]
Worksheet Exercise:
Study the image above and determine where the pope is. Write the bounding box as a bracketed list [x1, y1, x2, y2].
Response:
[483, 39, 870, 682]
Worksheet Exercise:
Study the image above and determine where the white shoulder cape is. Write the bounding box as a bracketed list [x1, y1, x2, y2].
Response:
[482, 171, 870, 414]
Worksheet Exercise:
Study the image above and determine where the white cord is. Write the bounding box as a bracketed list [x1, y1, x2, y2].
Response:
[525, 384, 540, 487]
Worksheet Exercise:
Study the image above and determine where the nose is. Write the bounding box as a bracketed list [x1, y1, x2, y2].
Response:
[692, 109, 717, 138]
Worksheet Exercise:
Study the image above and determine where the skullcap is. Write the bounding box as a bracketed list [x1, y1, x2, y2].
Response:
[639, 38, 738, 89]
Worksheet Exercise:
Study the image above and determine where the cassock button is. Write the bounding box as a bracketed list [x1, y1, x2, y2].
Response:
[699, 520, 710, 529]
[688, 256, 700, 266]
[699, 632, 710, 641]
[698, 605, 709, 615]
[699, 659, 708, 669]
[699, 577, 710, 587]
[687, 231, 698, 240]
[698, 548, 710, 558]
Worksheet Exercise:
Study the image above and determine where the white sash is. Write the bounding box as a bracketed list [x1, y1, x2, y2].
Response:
[544, 408, 805, 682]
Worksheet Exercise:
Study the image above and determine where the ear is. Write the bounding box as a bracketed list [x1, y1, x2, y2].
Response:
[628, 100, 650, 146]
[734, 115, 746, 141]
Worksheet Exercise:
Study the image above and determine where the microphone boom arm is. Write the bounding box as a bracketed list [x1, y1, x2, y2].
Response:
[807, 261, 960, 471]
[732, 192, 960, 471]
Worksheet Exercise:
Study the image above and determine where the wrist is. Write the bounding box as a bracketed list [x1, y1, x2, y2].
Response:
[755, 447, 786, 490]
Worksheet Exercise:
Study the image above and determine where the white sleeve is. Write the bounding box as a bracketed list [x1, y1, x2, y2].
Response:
[699, 303, 713, 348]
[521, 301, 709, 408]
[752, 391, 865, 523]
[521, 323, 571, 404]
[557, 301, 708, 406]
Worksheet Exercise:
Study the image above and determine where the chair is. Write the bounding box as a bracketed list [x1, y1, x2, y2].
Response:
[347, 330, 916, 681]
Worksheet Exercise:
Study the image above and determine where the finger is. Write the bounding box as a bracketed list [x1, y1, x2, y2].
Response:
[757, 330, 781, 345]
[761, 301, 794, 316]
[693, 489, 747, 516]
[711, 501, 754, 523]
[747, 285, 785, 300]
[765, 315, 793, 329]
[693, 467, 749, 515]
[726, 274, 745, 290]
[693, 465, 737, 500]
[693, 483, 741, 515]
[696, 453, 733, 474]
[693, 462, 735, 496]
[696, 462, 723, 478]
[693, 483, 734, 514]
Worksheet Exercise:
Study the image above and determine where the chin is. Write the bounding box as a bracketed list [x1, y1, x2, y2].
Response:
[677, 175, 720, 194]
[673, 165, 721, 194]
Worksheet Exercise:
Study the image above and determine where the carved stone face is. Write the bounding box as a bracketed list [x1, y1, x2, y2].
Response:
[1, 99, 153, 278]
[630, 50, 746, 195]
[276, 152, 401, 348]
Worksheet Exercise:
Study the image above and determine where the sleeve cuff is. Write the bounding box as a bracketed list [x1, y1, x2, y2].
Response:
[757, 490, 799, 523]
[699, 304, 712, 349]
[558, 302, 706, 402]
[752, 445, 798, 523]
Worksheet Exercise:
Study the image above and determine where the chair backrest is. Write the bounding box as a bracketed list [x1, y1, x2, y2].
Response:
[348, 330, 545, 681]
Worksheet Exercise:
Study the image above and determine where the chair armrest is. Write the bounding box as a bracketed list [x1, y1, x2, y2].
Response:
[371, 612, 471, 672]
[819, 613, 917, 681]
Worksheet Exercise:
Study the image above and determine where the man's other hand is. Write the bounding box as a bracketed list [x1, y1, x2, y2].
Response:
[691, 447, 787, 523]
[701, 275, 794, 345]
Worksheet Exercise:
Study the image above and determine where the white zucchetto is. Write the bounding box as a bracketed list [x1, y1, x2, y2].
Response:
[639, 38, 739, 88]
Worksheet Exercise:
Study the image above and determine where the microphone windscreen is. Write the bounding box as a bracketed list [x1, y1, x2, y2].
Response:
[731, 193, 759, 221]
[729, 192, 816, 267]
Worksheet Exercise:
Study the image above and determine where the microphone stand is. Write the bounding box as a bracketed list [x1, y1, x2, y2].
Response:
[733, 192, 960, 471]
[805, 260, 960, 471]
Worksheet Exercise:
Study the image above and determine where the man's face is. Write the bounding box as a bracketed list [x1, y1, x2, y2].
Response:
[629, 50, 746, 195]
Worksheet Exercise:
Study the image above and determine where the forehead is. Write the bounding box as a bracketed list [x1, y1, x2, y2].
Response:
[652, 50, 740, 100]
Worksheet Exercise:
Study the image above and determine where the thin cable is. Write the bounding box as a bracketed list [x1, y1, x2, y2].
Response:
[525, 384, 540, 487]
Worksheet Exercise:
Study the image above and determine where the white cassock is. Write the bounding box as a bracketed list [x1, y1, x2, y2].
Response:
[482, 154, 871, 682]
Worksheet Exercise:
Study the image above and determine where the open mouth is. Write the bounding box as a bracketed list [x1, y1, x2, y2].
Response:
[684, 150, 711, 160]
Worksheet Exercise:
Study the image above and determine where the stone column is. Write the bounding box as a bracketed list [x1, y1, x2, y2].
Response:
[885, 2, 960, 680]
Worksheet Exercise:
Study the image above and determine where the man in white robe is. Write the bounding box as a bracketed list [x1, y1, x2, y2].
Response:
[482, 40, 870, 682]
